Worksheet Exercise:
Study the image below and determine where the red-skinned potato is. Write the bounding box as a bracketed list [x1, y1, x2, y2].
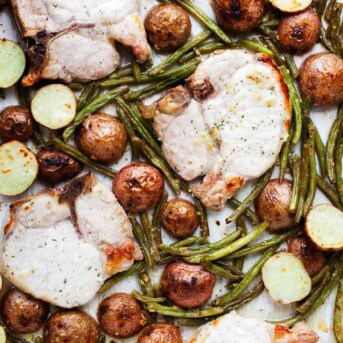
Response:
[137, 322, 182, 343]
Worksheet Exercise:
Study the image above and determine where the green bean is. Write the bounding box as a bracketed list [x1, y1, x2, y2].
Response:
[49, 135, 117, 178]
[68, 82, 83, 91]
[132, 290, 166, 304]
[149, 30, 212, 76]
[335, 129, 343, 205]
[216, 261, 245, 278]
[226, 169, 273, 224]
[279, 66, 302, 145]
[108, 60, 154, 80]
[179, 42, 227, 64]
[238, 39, 273, 56]
[311, 119, 326, 179]
[98, 263, 142, 294]
[233, 216, 247, 271]
[139, 213, 160, 262]
[172, 237, 204, 247]
[334, 279, 343, 343]
[260, 36, 286, 67]
[315, 0, 327, 17]
[176, 318, 211, 327]
[202, 261, 242, 281]
[227, 199, 260, 225]
[129, 215, 155, 270]
[311, 265, 331, 285]
[137, 263, 155, 297]
[304, 125, 317, 216]
[133, 137, 181, 195]
[195, 198, 210, 238]
[326, 105, 343, 184]
[289, 154, 301, 212]
[317, 175, 343, 210]
[279, 125, 294, 180]
[325, 0, 337, 22]
[326, 3, 342, 54]
[152, 190, 168, 245]
[147, 302, 224, 318]
[228, 227, 298, 259]
[215, 246, 278, 306]
[185, 222, 269, 263]
[132, 56, 142, 82]
[77, 81, 99, 111]
[63, 85, 130, 142]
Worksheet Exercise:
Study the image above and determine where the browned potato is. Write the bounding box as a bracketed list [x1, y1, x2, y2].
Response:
[113, 162, 164, 212]
[254, 178, 296, 232]
[43, 310, 99, 343]
[37, 149, 83, 184]
[161, 198, 199, 238]
[145, 4, 191, 52]
[161, 261, 216, 308]
[212, 0, 264, 33]
[299, 52, 343, 107]
[137, 322, 182, 343]
[288, 235, 326, 276]
[0, 287, 49, 334]
[278, 9, 320, 54]
[75, 113, 128, 163]
[97, 293, 145, 338]
[0, 106, 33, 142]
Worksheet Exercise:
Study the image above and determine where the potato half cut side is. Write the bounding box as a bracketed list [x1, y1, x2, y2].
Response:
[269, 0, 312, 13]
[31, 84, 77, 130]
[0, 141, 38, 196]
[306, 204, 343, 251]
[262, 252, 311, 304]
[0, 39, 26, 88]
[0, 326, 6, 343]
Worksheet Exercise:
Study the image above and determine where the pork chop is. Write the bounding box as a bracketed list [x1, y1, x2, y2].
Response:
[10, 0, 151, 85]
[153, 50, 291, 211]
[2, 173, 142, 308]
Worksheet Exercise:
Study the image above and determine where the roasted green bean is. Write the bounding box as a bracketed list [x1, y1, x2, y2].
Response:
[139, 213, 160, 262]
[228, 199, 260, 225]
[335, 129, 343, 205]
[202, 261, 242, 281]
[334, 279, 343, 343]
[289, 154, 301, 212]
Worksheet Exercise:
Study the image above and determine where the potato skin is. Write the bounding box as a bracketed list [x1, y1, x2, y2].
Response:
[254, 178, 296, 232]
[288, 235, 326, 276]
[161, 198, 199, 238]
[145, 4, 191, 52]
[97, 293, 145, 339]
[113, 162, 164, 212]
[0, 106, 33, 142]
[212, 0, 264, 33]
[0, 287, 49, 334]
[299, 52, 343, 107]
[137, 323, 182, 343]
[43, 310, 99, 343]
[278, 9, 320, 54]
[37, 149, 83, 184]
[75, 113, 128, 163]
[161, 261, 216, 308]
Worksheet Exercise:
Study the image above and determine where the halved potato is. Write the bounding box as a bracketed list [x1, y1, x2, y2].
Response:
[0, 39, 26, 88]
[0, 326, 6, 343]
[305, 204, 343, 251]
[0, 141, 38, 196]
[269, 0, 312, 13]
[31, 84, 77, 130]
[262, 252, 311, 304]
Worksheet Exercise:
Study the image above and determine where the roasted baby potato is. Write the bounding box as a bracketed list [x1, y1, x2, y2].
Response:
[277, 9, 320, 54]
[0, 106, 33, 142]
[212, 0, 264, 33]
[75, 113, 128, 164]
[97, 293, 145, 339]
[254, 178, 296, 232]
[161, 261, 216, 308]
[37, 149, 83, 184]
[145, 4, 191, 52]
[299, 52, 343, 107]
[44, 310, 99, 343]
[288, 235, 326, 276]
[161, 198, 199, 238]
[137, 322, 182, 343]
[0, 287, 49, 334]
[113, 162, 164, 212]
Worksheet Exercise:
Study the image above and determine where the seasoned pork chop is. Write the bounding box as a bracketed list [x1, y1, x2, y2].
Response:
[2, 173, 142, 308]
[10, 0, 151, 85]
[189, 311, 319, 343]
[153, 50, 291, 211]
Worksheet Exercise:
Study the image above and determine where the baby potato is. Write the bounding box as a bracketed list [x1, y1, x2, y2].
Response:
[145, 4, 191, 52]
[113, 162, 164, 212]
[161, 261, 216, 308]
[212, 0, 264, 33]
[0, 106, 33, 142]
[44, 310, 99, 343]
[37, 149, 83, 184]
[299, 52, 343, 107]
[254, 178, 296, 232]
[97, 293, 145, 339]
[0, 287, 49, 334]
[138, 323, 182, 343]
[278, 9, 320, 54]
[75, 113, 128, 164]
[288, 235, 326, 276]
[161, 198, 199, 238]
